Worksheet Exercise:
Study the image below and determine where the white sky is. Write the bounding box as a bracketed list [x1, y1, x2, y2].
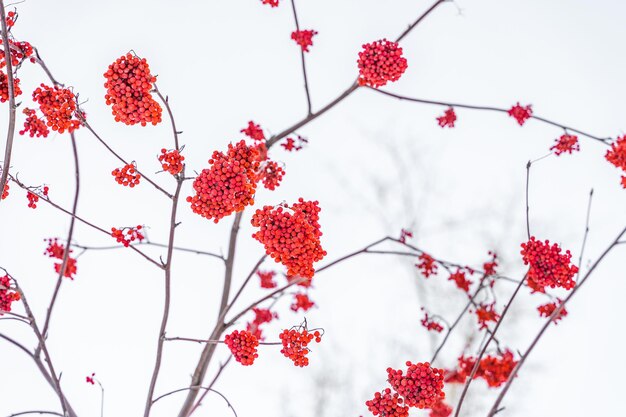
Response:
[1, 1, 625, 417]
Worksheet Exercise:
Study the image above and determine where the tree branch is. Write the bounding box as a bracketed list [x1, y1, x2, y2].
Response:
[0, 0, 17, 205]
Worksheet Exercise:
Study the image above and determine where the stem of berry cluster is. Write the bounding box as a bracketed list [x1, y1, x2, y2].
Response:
[0, 0, 17, 206]
[290, 0, 313, 115]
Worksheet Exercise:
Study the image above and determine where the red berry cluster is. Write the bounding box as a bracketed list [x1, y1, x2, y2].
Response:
[507, 102, 533, 126]
[261, 0, 279, 7]
[103, 53, 162, 126]
[291, 30, 318, 53]
[483, 251, 498, 277]
[366, 388, 409, 417]
[112, 163, 141, 187]
[416, 253, 438, 278]
[0, 38, 35, 69]
[258, 160, 285, 190]
[1, 183, 8, 200]
[605, 135, 626, 187]
[357, 39, 408, 88]
[454, 350, 518, 388]
[420, 309, 444, 333]
[158, 148, 184, 175]
[32, 84, 82, 133]
[26, 186, 48, 209]
[437, 107, 456, 128]
[551, 134, 580, 156]
[520, 237, 578, 292]
[257, 270, 277, 289]
[86, 373, 96, 385]
[387, 362, 445, 409]
[537, 299, 568, 324]
[241, 121, 265, 142]
[187, 140, 262, 223]
[251, 199, 326, 280]
[246, 307, 278, 339]
[448, 268, 473, 293]
[19, 108, 49, 138]
[291, 293, 315, 312]
[5, 11, 16, 29]
[399, 228, 413, 243]
[281, 135, 308, 152]
[44, 238, 77, 279]
[225, 330, 259, 366]
[0, 275, 20, 314]
[429, 400, 453, 417]
[279, 327, 322, 367]
[474, 302, 500, 329]
[0, 70, 22, 102]
[111, 226, 144, 247]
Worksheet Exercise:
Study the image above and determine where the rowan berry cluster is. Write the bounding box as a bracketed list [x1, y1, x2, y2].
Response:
[420, 309, 444, 333]
[281, 135, 308, 152]
[483, 251, 498, 277]
[5, 10, 16, 28]
[386, 362, 445, 409]
[0, 70, 22, 102]
[112, 163, 141, 187]
[2, 183, 8, 200]
[258, 160, 285, 190]
[291, 293, 315, 312]
[291, 30, 318, 52]
[605, 135, 626, 187]
[365, 388, 409, 417]
[279, 327, 322, 367]
[246, 307, 278, 340]
[474, 302, 500, 329]
[451, 350, 518, 388]
[551, 134, 580, 156]
[521, 237, 578, 292]
[448, 268, 473, 293]
[429, 400, 453, 417]
[32, 84, 82, 133]
[26, 186, 47, 209]
[158, 148, 184, 175]
[437, 107, 456, 128]
[111, 226, 144, 247]
[251, 199, 326, 280]
[103, 53, 162, 126]
[85, 373, 96, 385]
[508, 102, 533, 126]
[257, 270, 277, 289]
[44, 238, 77, 279]
[0, 275, 20, 314]
[537, 299, 568, 324]
[187, 140, 262, 223]
[416, 253, 438, 278]
[225, 330, 259, 366]
[0, 37, 35, 69]
[357, 39, 408, 88]
[261, 0, 279, 7]
[241, 121, 265, 142]
[19, 108, 49, 138]
[399, 228, 413, 244]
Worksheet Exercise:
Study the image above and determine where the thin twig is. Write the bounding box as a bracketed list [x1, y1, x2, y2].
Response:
[188, 357, 232, 416]
[71, 241, 225, 262]
[0, 0, 17, 204]
[153, 85, 180, 150]
[525, 160, 531, 239]
[7, 412, 64, 417]
[576, 189, 594, 280]
[290, 0, 312, 115]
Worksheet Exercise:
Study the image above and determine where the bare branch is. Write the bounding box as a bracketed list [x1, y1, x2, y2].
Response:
[0, 0, 17, 204]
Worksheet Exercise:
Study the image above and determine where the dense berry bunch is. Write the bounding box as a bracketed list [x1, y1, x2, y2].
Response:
[399, 228, 413, 243]
[0, 37, 35, 69]
[455, 350, 518, 388]
[537, 299, 568, 324]
[387, 362, 445, 408]
[112, 163, 141, 187]
[103, 53, 162, 126]
[32, 84, 81, 133]
[258, 160, 285, 190]
[0, 275, 20, 314]
[111, 226, 144, 247]
[251, 199, 326, 280]
[187, 140, 262, 223]
[606, 135, 626, 186]
[241, 121, 265, 142]
[420, 309, 444, 333]
[448, 269, 473, 293]
[474, 302, 499, 329]
[279, 328, 322, 367]
[365, 388, 409, 417]
[19, 108, 49, 138]
[429, 400, 453, 417]
[521, 237, 578, 292]
[291, 30, 318, 52]
[507, 102, 533, 126]
[44, 238, 77, 279]
[261, 0, 279, 7]
[483, 251, 498, 277]
[291, 293, 315, 312]
[281, 135, 308, 152]
[357, 39, 408, 88]
[225, 330, 259, 366]
[1, 183, 8, 200]
[0, 70, 22, 102]
[257, 270, 277, 289]
[436, 108, 456, 128]
[158, 148, 184, 175]
[551, 134, 580, 156]
[416, 253, 438, 278]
